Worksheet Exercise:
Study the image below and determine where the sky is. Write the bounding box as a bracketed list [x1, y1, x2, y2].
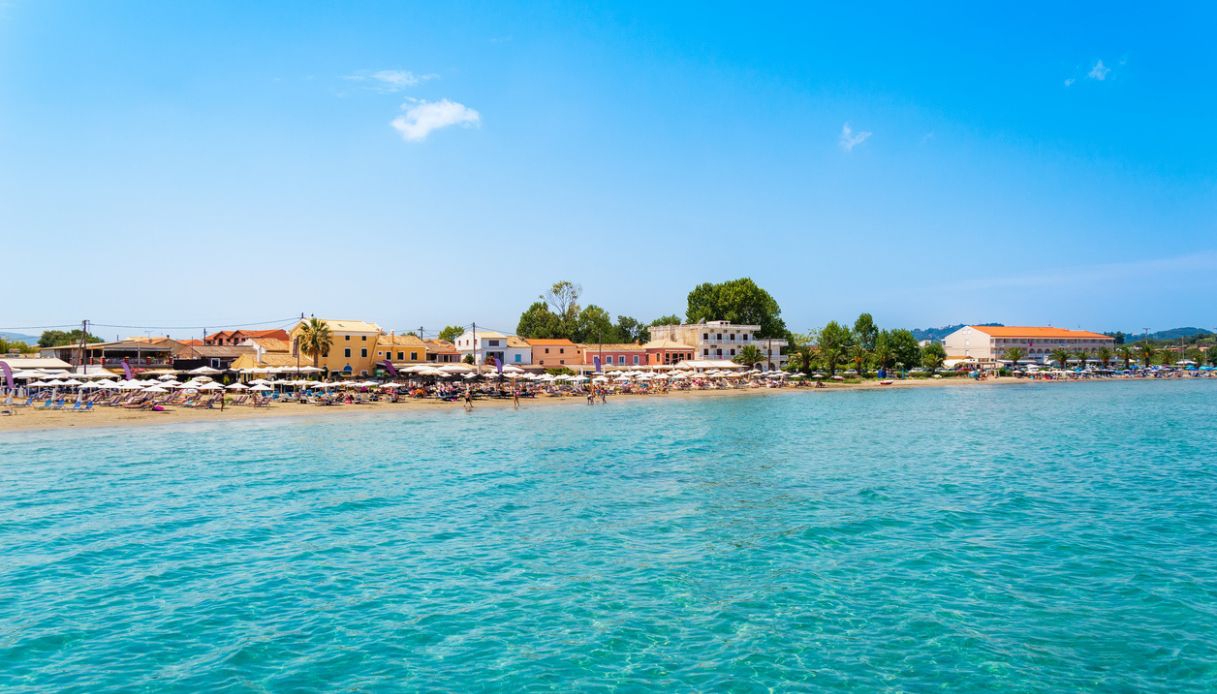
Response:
[2, 2, 1215, 339]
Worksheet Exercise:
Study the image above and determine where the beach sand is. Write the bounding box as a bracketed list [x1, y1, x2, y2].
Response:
[0, 377, 1066, 434]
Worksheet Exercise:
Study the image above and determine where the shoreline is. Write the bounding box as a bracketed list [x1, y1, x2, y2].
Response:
[0, 376, 1206, 434]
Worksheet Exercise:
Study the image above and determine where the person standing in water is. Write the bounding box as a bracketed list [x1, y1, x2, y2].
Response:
[512, 386, 520, 410]
[463, 386, 473, 411]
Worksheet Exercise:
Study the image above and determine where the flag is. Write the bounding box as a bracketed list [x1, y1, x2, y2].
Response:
[0, 362, 12, 391]
[593, 355, 602, 373]
[121, 358, 134, 381]
[494, 356, 503, 374]
[382, 359, 399, 377]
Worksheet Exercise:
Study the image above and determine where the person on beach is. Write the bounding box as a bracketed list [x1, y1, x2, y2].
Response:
[599, 388, 607, 405]
[587, 389, 595, 405]
[512, 387, 520, 410]
[463, 386, 473, 411]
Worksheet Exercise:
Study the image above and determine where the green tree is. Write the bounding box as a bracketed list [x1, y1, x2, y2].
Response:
[1050, 348, 1072, 368]
[614, 315, 647, 343]
[462, 353, 475, 365]
[1184, 347, 1205, 363]
[542, 281, 582, 336]
[816, 321, 853, 375]
[887, 329, 921, 372]
[1207, 346, 1217, 366]
[849, 343, 869, 376]
[733, 344, 765, 369]
[516, 301, 563, 339]
[785, 332, 817, 374]
[921, 342, 946, 372]
[38, 329, 102, 348]
[437, 325, 464, 344]
[872, 331, 895, 370]
[1096, 346, 1113, 368]
[297, 317, 333, 368]
[574, 305, 614, 344]
[649, 314, 682, 328]
[0, 338, 35, 354]
[1136, 342, 1156, 368]
[853, 313, 879, 351]
[1002, 347, 1027, 367]
[1116, 345, 1134, 369]
[685, 278, 786, 338]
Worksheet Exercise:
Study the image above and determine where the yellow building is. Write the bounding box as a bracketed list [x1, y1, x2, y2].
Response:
[290, 318, 384, 377]
[374, 333, 429, 367]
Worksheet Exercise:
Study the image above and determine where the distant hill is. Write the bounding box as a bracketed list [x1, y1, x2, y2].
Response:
[910, 323, 1003, 343]
[0, 332, 38, 345]
[1125, 327, 1214, 343]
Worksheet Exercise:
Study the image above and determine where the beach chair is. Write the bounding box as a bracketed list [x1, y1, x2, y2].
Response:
[69, 401, 82, 412]
[83, 401, 95, 412]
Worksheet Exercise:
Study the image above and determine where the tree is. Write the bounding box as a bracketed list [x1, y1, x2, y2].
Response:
[462, 353, 475, 365]
[649, 314, 682, 328]
[685, 278, 786, 338]
[1096, 346, 1113, 368]
[921, 342, 946, 372]
[1184, 347, 1206, 364]
[542, 281, 581, 335]
[438, 325, 464, 344]
[1116, 345, 1134, 370]
[516, 302, 563, 339]
[38, 329, 102, 348]
[887, 329, 921, 372]
[853, 313, 878, 351]
[849, 343, 869, 376]
[1136, 342, 1156, 368]
[785, 332, 817, 374]
[816, 321, 853, 375]
[0, 338, 35, 354]
[574, 305, 614, 344]
[1002, 347, 1027, 368]
[615, 315, 647, 343]
[297, 317, 333, 368]
[1050, 348, 1072, 368]
[872, 331, 895, 370]
[1208, 346, 1217, 367]
[734, 344, 765, 369]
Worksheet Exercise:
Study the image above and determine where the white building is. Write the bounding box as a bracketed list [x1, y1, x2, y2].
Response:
[453, 330, 532, 366]
[942, 325, 1115, 364]
[648, 320, 788, 370]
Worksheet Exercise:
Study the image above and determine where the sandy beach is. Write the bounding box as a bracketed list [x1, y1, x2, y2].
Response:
[0, 376, 1075, 434]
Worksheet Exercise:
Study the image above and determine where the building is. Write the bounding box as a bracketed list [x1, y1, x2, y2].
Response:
[374, 333, 429, 366]
[289, 318, 384, 377]
[648, 320, 788, 370]
[643, 339, 695, 366]
[423, 340, 461, 363]
[942, 326, 1116, 363]
[172, 345, 251, 372]
[453, 330, 531, 366]
[205, 329, 290, 346]
[526, 338, 582, 368]
[579, 343, 648, 369]
[41, 341, 175, 369]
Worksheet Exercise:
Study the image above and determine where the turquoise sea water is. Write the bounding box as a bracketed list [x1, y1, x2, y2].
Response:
[2, 381, 1217, 691]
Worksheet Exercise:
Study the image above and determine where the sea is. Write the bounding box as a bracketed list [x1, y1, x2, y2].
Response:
[2, 381, 1216, 691]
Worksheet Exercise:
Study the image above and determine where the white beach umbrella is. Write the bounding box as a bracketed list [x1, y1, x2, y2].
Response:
[120, 381, 144, 390]
[197, 382, 224, 391]
[143, 385, 168, 393]
[78, 381, 100, 390]
[249, 384, 273, 392]
[438, 364, 471, 373]
[62, 379, 83, 386]
[226, 383, 248, 390]
[29, 380, 51, 387]
[99, 381, 122, 390]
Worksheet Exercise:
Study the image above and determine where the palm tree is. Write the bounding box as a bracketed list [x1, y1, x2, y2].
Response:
[921, 343, 946, 373]
[733, 344, 765, 370]
[1096, 346, 1113, 368]
[1116, 345, 1134, 370]
[850, 344, 868, 377]
[1002, 347, 1026, 368]
[1050, 348, 1072, 369]
[1136, 341, 1156, 369]
[297, 317, 333, 368]
[1074, 350, 1092, 368]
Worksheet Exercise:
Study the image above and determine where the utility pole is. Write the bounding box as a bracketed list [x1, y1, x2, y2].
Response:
[77, 319, 89, 372]
[472, 322, 479, 374]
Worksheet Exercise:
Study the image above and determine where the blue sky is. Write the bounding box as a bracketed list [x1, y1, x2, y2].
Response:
[2, 2, 1215, 339]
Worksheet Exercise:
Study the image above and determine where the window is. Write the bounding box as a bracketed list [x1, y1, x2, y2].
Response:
[730, 349, 736, 356]
[716, 333, 722, 340]
[378, 351, 384, 357]
[606, 356, 614, 365]
[703, 348, 709, 355]
[489, 339, 500, 347]
[410, 352, 417, 361]
[397, 352, 404, 360]
[361, 336, 367, 342]
[361, 348, 367, 358]
[559, 359, 565, 364]
[545, 348, 550, 354]
[742, 334, 749, 341]
[633, 356, 640, 365]
[702, 333, 708, 340]
[559, 348, 565, 354]
[344, 348, 351, 357]
[514, 354, 521, 362]
[345, 335, 350, 341]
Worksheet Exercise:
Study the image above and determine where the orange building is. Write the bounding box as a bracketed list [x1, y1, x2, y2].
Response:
[527, 338, 583, 368]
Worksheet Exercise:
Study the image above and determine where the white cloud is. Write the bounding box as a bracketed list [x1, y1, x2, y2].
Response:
[346, 69, 438, 92]
[391, 99, 481, 142]
[1064, 77, 1076, 87]
[839, 123, 872, 152]
[1087, 60, 1110, 81]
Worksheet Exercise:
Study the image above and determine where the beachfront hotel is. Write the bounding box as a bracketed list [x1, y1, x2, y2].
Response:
[943, 325, 1116, 363]
[527, 338, 583, 368]
[453, 330, 533, 366]
[648, 320, 789, 370]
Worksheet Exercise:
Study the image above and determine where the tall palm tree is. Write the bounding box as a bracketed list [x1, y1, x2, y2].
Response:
[1002, 347, 1026, 368]
[1116, 345, 1134, 370]
[1050, 348, 1072, 369]
[733, 344, 765, 370]
[1136, 341, 1156, 369]
[1096, 346, 1113, 368]
[297, 317, 333, 368]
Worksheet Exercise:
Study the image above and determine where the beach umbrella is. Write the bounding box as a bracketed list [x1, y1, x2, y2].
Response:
[188, 366, 222, 376]
[120, 381, 144, 390]
[62, 379, 83, 386]
[143, 386, 168, 393]
[226, 383, 248, 390]
[198, 382, 224, 391]
[29, 380, 51, 387]
[249, 384, 272, 392]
